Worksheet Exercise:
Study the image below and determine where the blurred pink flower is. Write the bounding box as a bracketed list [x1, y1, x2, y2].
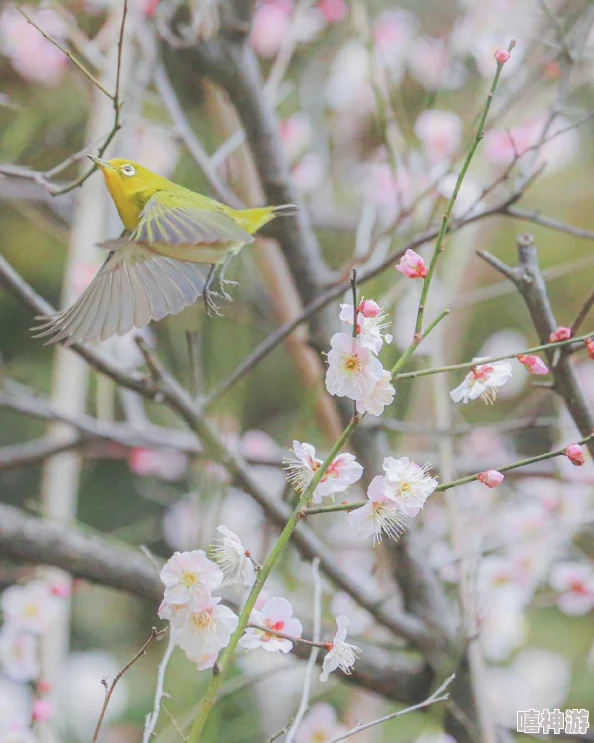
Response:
[31, 700, 54, 724]
[0, 6, 68, 86]
[414, 109, 462, 164]
[128, 123, 179, 178]
[407, 36, 461, 91]
[249, 1, 292, 58]
[296, 703, 347, 743]
[585, 338, 594, 359]
[128, 448, 188, 481]
[317, 0, 348, 24]
[279, 113, 311, 162]
[162, 499, 201, 551]
[372, 9, 416, 79]
[549, 562, 594, 615]
[291, 153, 326, 192]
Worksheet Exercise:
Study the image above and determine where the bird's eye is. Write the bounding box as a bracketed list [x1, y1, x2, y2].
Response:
[121, 164, 136, 177]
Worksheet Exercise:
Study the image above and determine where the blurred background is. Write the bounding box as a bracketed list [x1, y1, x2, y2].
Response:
[1, 0, 594, 742]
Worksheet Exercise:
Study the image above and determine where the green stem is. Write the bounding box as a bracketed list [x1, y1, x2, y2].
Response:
[186, 418, 358, 743]
[391, 309, 450, 376]
[414, 40, 515, 338]
[394, 331, 594, 381]
[302, 432, 594, 514]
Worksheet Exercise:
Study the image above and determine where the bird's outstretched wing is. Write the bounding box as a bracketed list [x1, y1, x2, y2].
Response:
[101, 190, 254, 264]
[33, 191, 258, 344]
[32, 243, 209, 344]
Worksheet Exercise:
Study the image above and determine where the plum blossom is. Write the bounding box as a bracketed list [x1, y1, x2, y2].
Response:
[380, 456, 438, 516]
[210, 526, 256, 586]
[249, 1, 292, 58]
[31, 700, 54, 724]
[158, 599, 190, 630]
[517, 354, 549, 375]
[549, 562, 594, 615]
[450, 359, 513, 404]
[283, 441, 363, 503]
[325, 333, 384, 401]
[296, 703, 347, 743]
[356, 370, 396, 417]
[320, 616, 360, 682]
[585, 338, 594, 359]
[338, 303, 393, 354]
[160, 551, 222, 608]
[478, 470, 505, 488]
[173, 597, 238, 659]
[0, 628, 39, 682]
[0, 6, 68, 86]
[414, 109, 462, 165]
[129, 448, 188, 481]
[348, 477, 407, 544]
[396, 249, 428, 279]
[1, 581, 60, 635]
[240, 597, 302, 653]
[565, 444, 585, 467]
[550, 326, 572, 343]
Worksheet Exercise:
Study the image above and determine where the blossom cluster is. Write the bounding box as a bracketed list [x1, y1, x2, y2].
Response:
[325, 298, 395, 416]
[0, 578, 68, 739]
[158, 537, 361, 681]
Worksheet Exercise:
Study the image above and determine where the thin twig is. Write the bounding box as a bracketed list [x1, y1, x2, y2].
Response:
[143, 631, 176, 743]
[324, 674, 455, 743]
[91, 628, 167, 743]
[285, 558, 322, 743]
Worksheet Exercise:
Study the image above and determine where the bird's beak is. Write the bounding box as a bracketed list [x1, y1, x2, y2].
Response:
[87, 155, 113, 170]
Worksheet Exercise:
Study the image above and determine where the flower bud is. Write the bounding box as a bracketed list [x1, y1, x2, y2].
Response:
[495, 49, 511, 64]
[357, 299, 382, 319]
[585, 338, 594, 360]
[478, 470, 504, 488]
[549, 326, 572, 343]
[32, 699, 55, 723]
[565, 444, 585, 466]
[396, 249, 428, 279]
[517, 354, 549, 375]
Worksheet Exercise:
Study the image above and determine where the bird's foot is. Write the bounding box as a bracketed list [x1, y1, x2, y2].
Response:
[203, 289, 223, 317]
[218, 278, 239, 302]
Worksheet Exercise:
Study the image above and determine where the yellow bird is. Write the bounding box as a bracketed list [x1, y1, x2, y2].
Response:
[34, 157, 297, 344]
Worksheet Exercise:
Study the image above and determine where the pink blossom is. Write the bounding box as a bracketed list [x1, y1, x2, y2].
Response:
[240, 597, 302, 653]
[414, 109, 462, 164]
[585, 338, 594, 360]
[128, 448, 188, 481]
[320, 616, 360, 682]
[159, 550, 223, 608]
[249, 1, 292, 58]
[549, 562, 594, 615]
[450, 359, 513, 405]
[291, 153, 325, 192]
[31, 700, 54, 724]
[50, 581, 71, 599]
[356, 370, 396, 417]
[295, 703, 347, 743]
[517, 354, 549, 375]
[495, 49, 511, 64]
[358, 299, 382, 319]
[283, 441, 363, 502]
[478, 470, 505, 488]
[549, 326, 572, 343]
[564, 444, 585, 467]
[0, 6, 68, 86]
[325, 333, 384, 401]
[396, 249, 428, 279]
[317, 0, 348, 24]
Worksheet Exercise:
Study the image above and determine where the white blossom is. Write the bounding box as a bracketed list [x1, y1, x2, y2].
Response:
[239, 597, 302, 653]
[348, 476, 408, 543]
[210, 526, 256, 586]
[173, 597, 238, 659]
[1, 580, 60, 635]
[160, 550, 223, 608]
[356, 370, 395, 417]
[381, 456, 437, 516]
[338, 303, 393, 354]
[320, 616, 361, 682]
[325, 333, 384, 401]
[450, 359, 513, 404]
[283, 441, 363, 503]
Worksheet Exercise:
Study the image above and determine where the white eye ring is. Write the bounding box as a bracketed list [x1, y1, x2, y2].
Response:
[121, 164, 136, 176]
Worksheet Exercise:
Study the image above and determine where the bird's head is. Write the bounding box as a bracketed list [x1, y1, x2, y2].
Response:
[88, 157, 169, 207]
